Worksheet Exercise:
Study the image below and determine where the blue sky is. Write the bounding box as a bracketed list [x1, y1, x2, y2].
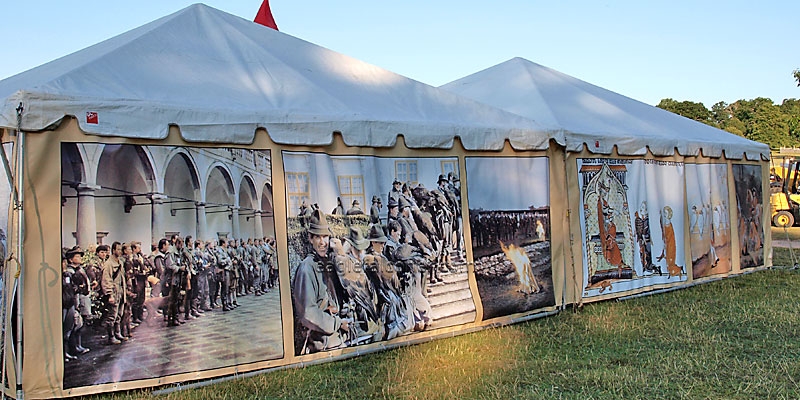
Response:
[1, 1, 797, 107]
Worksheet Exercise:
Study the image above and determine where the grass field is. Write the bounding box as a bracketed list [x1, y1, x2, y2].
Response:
[772, 226, 800, 242]
[87, 265, 800, 400]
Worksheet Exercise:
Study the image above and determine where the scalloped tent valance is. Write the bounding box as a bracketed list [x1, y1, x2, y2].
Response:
[0, 4, 560, 151]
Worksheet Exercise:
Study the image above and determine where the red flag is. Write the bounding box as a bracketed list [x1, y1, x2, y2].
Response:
[254, 0, 279, 30]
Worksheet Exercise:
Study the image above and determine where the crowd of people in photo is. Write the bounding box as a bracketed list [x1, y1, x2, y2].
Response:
[470, 211, 547, 250]
[292, 173, 464, 355]
[61, 234, 277, 362]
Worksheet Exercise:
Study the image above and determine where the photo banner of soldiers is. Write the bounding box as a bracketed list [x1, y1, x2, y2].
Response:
[577, 158, 687, 298]
[283, 151, 476, 356]
[686, 164, 732, 279]
[732, 164, 764, 269]
[60, 143, 282, 389]
[465, 157, 555, 320]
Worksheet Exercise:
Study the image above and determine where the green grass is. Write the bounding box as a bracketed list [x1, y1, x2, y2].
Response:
[86, 268, 800, 400]
[773, 247, 800, 267]
[771, 226, 800, 242]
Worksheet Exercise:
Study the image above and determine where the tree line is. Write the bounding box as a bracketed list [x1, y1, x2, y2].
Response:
[655, 70, 800, 150]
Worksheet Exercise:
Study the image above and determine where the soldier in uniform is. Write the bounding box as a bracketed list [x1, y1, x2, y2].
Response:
[155, 238, 183, 327]
[101, 242, 127, 343]
[251, 238, 265, 296]
[192, 240, 210, 312]
[226, 239, 241, 308]
[332, 197, 345, 215]
[151, 239, 169, 311]
[384, 220, 402, 262]
[186, 237, 203, 319]
[265, 237, 278, 290]
[129, 242, 150, 324]
[203, 240, 218, 311]
[435, 174, 459, 251]
[292, 209, 350, 354]
[173, 238, 190, 323]
[333, 227, 381, 344]
[86, 244, 109, 304]
[346, 199, 365, 215]
[235, 239, 250, 297]
[386, 197, 400, 227]
[370, 195, 382, 224]
[215, 239, 235, 311]
[401, 183, 419, 210]
[66, 247, 91, 354]
[388, 179, 403, 206]
[298, 201, 313, 226]
[120, 243, 136, 340]
[397, 197, 417, 245]
[364, 224, 409, 340]
[62, 251, 80, 361]
[393, 243, 432, 331]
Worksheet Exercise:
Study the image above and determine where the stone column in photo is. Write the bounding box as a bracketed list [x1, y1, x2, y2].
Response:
[149, 193, 168, 245]
[75, 183, 101, 248]
[253, 210, 264, 239]
[196, 202, 208, 241]
[231, 206, 241, 240]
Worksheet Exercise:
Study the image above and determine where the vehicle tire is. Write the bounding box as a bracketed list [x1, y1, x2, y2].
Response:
[773, 211, 794, 228]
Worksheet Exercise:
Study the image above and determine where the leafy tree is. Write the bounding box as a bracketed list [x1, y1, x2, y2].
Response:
[782, 99, 800, 140]
[710, 101, 730, 127]
[658, 95, 800, 149]
[729, 98, 791, 146]
[794, 69, 800, 87]
[656, 98, 714, 126]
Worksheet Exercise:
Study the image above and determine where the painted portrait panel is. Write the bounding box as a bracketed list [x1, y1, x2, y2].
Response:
[578, 159, 687, 298]
[732, 164, 764, 269]
[686, 164, 732, 278]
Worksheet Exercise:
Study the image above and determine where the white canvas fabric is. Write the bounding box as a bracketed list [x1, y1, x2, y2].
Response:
[0, 4, 559, 150]
[441, 58, 769, 160]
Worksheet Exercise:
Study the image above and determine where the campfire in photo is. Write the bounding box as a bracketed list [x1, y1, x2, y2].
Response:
[500, 241, 540, 294]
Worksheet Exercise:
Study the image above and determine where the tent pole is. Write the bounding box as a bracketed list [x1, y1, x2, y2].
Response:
[13, 103, 24, 400]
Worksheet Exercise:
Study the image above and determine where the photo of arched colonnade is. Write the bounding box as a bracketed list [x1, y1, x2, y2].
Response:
[59, 143, 283, 389]
[61, 144, 274, 248]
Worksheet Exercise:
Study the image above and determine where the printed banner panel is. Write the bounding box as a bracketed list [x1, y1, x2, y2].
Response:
[284, 151, 475, 356]
[60, 144, 282, 389]
[0, 143, 10, 390]
[578, 159, 687, 298]
[732, 164, 764, 269]
[686, 164, 732, 278]
[465, 157, 555, 320]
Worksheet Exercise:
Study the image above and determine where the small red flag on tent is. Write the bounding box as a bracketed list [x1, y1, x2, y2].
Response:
[254, 1, 279, 30]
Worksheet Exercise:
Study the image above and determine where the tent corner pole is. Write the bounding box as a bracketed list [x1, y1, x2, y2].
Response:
[13, 103, 24, 400]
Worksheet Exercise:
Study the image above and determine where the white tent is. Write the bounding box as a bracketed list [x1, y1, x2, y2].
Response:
[442, 56, 771, 307]
[0, 5, 770, 399]
[440, 57, 769, 160]
[0, 5, 561, 150]
[0, 5, 572, 398]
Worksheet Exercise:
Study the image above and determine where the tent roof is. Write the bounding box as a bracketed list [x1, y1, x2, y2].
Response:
[0, 4, 560, 150]
[441, 57, 769, 160]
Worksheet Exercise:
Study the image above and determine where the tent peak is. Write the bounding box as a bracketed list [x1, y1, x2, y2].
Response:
[0, 5, 560, 150]
[441, 57, 769, 160]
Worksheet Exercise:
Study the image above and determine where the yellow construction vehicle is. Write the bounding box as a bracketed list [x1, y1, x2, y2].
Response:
[770, 158, 800, 227]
